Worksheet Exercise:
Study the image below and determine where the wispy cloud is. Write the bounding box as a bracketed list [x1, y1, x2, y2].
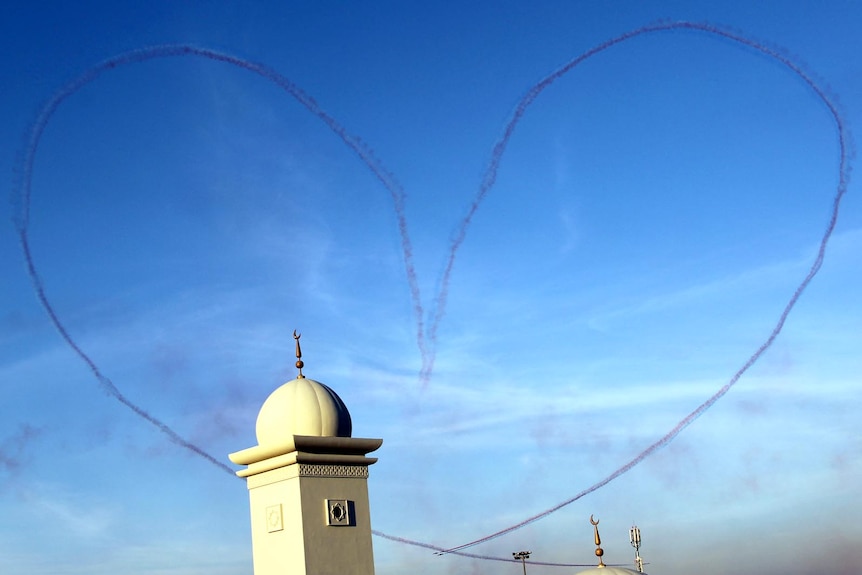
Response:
[587, 226, 862, 332]
[18, 484, 116, 539]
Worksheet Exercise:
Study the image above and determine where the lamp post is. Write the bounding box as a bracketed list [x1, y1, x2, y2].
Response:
[512, 551, 531, 575]
[629, 525, 644, 573]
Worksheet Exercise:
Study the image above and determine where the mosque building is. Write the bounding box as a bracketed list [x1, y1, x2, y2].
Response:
[228, 333, 649, 575]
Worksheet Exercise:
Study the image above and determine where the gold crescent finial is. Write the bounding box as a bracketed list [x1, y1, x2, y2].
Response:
[293, 330, 305, 379]
[590, 515, 605, 568]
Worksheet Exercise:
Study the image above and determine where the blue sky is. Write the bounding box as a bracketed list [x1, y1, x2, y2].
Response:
[2, 2, 861, 574]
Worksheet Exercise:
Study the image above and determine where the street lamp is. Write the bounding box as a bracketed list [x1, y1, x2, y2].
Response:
[512, 550, 531, 575]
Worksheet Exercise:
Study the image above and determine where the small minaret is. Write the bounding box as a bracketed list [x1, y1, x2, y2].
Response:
[229, 332, 382, 575]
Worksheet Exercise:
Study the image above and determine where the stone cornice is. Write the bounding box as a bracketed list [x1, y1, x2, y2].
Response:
[229, 435, 382, 478]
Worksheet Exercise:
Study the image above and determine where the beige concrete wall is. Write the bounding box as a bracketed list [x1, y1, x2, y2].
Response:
[247, 463, 375, 575]
[300, 473, 375, 574]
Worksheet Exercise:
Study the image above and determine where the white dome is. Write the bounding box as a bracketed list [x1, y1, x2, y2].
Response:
[577, 568, 643, 575]
[255, 377, 352, 445]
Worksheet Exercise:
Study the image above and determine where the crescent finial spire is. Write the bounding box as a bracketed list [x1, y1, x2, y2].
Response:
[590, 515, 606, 568]
[293, 330, 305, 379]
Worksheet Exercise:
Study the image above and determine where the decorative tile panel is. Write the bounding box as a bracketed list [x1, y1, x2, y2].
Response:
[298, 464, 368, 478]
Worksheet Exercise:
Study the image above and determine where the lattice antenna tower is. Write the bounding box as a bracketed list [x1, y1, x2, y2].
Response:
[629, 524, 644, 573]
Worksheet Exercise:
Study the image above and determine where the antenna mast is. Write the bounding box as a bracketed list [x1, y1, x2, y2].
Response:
[629, 524, 644, 573]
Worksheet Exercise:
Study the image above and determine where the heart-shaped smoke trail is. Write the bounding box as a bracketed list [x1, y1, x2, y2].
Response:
[432, 20, 853, 555]
[12, 21, 852, 563]
[11, 45, 427, 478]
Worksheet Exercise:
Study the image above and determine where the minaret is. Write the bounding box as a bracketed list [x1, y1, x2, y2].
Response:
[229, 332, 382, 575]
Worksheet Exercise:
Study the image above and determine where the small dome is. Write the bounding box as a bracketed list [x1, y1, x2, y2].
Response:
[255, 377, 352, 445]
[577, 568, 642, 575]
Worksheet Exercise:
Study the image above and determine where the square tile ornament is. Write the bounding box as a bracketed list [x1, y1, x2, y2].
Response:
[265, 504, 283, 533]
[326, 499, 351, 526]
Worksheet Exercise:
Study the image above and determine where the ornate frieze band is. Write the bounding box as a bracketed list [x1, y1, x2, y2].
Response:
[298, 464, 369, 478]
